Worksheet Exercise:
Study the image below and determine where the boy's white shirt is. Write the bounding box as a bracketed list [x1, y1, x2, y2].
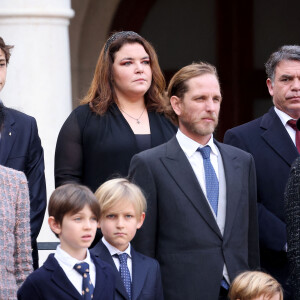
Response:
[102, 236, 133, 280]
[54, 244, 96, 295]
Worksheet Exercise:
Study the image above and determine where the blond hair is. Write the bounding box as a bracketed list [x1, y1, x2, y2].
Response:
[228, 271, 283, 300]
[95, 178, 147, 217]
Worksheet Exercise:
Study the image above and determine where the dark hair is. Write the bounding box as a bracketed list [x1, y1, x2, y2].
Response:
[81, 31, 167, 115]
[48, 184, 100, 237]
[265, 45, 300, 81]
[167, 62, 220, 125]
[0, 37, 14, 64]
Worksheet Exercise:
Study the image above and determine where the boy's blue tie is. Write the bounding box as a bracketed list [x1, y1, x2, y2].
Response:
[198, 146, 219, 216]
[74, 262, 94, 300]
[118, 253, 132, 299]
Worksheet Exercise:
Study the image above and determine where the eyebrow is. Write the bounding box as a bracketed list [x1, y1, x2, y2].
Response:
[120, 56, 149, 61]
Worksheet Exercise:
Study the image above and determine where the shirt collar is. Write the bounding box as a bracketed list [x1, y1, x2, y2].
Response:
[274, 106, 296, 125]
[176, 129, 218, 157]
[102, 237, 132, 258]
[55, 244, 92, 270]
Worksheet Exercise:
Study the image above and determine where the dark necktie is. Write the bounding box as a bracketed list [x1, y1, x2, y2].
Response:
[74, 262, 94, 300]
[118, 253, 132, 299]
[287, 119, 300, 153]
[198, 146, 219, 216]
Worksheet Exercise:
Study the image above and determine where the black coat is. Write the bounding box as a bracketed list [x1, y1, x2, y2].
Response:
[55, 103, 176, 192]
[224, 107, 299, 294]
[0, 106, 46, 269]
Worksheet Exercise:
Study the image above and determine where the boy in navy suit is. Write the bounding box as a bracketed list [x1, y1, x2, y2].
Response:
[91, 178, 164, 300]
[18, 184, 115, 300]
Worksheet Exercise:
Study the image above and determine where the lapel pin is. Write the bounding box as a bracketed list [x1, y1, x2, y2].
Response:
[9, 132, 11, 136]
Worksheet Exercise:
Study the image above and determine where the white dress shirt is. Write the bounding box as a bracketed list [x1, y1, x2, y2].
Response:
[102, 237, 133, 280]
[54, 245, 96, 295]
[274, 106, 297, 145]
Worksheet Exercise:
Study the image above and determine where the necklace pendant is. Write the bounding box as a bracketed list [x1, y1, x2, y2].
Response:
[137, 120, 140, 124]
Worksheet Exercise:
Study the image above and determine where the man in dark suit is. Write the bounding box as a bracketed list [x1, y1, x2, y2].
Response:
[129, 62, 260, 300]
[0, 37, 46, 269]
[224, 45, 300, 299]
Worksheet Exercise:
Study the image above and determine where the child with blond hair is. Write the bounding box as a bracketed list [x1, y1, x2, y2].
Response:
[228, 271, 283, 300]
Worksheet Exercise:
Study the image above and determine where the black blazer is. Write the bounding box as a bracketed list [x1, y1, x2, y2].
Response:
[18, 253, 115, 300]
[129, 137, 259, 300]
[55, 103, 176, 192]
[224, 107, 299, 288]
[91, 241, 164, 300]
[0, 106, 46, 268]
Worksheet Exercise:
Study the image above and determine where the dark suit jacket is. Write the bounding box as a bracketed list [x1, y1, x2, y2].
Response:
[17, 253, 115, 300]
[224, 107, 298, 286]
[91, 241, 164, 300]
[129, 137, 259, 300]
[0, 106, 46, 268]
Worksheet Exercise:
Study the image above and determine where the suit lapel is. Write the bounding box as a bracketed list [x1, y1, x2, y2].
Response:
[44, 254, 81, 299]
[0, 108, 17, 165]
[131, 248, 147, 300]
[161, 137, 222, 238]
[261, 107, 298, 166]
[216, 141, 242, 239]
[92, 242, 129, 300]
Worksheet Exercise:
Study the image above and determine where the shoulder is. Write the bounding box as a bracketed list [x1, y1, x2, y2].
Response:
[24, 255, 56, 283]
[132, 249, 161, 273]
[91, 252, 115, 274]
[5, 107, 36, 123]
[216, 141, 254, 160]
[226, 116, 263, 136]
[0, 165, 27, 182]
[134, 141, 169, 161]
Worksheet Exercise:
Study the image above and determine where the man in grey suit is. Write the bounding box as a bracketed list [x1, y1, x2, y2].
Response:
[129, 62, 260, 300]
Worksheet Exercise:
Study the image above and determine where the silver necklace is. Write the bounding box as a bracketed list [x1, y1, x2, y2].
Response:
[119, 106, 146, 124]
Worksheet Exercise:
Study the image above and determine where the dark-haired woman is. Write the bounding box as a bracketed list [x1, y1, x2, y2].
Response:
[55, 31, 176, 193]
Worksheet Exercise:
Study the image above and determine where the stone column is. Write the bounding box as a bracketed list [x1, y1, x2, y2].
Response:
[0, 0, 74, 248]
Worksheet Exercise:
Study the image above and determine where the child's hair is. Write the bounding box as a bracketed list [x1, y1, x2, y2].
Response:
[94, 178, 147, 217]
[228, 271, 283, 300]
[48, 184, 100, 237]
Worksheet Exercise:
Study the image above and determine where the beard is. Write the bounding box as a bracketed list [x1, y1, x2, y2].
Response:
[179, 112, 219, 137]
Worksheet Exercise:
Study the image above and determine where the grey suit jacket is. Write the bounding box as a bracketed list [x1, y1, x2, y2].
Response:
[129, 136, 260, 300]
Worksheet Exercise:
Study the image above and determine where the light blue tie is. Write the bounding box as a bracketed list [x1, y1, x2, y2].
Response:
[198, 146, 219, 216]
[118, 253, 132, 299]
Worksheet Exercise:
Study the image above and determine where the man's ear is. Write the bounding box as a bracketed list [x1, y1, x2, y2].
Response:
[266, 78, 274, 97]
[170, 95, 182, 116]
[48, 216, 62, 235]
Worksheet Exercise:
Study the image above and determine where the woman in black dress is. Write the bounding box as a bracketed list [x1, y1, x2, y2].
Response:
[55, 31, 176, 192]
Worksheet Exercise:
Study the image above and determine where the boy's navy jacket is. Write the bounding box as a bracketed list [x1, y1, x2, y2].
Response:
[91, 241, 164, 300]
[17, 252, 115, 300]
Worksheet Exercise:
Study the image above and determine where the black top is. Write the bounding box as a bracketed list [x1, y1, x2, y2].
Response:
[135, 134, 151, 152]
[285, 156, 300, 298]
[55, 103, 176, 192]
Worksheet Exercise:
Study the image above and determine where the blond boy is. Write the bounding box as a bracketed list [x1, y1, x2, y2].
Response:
[91, 178, 164, 300]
